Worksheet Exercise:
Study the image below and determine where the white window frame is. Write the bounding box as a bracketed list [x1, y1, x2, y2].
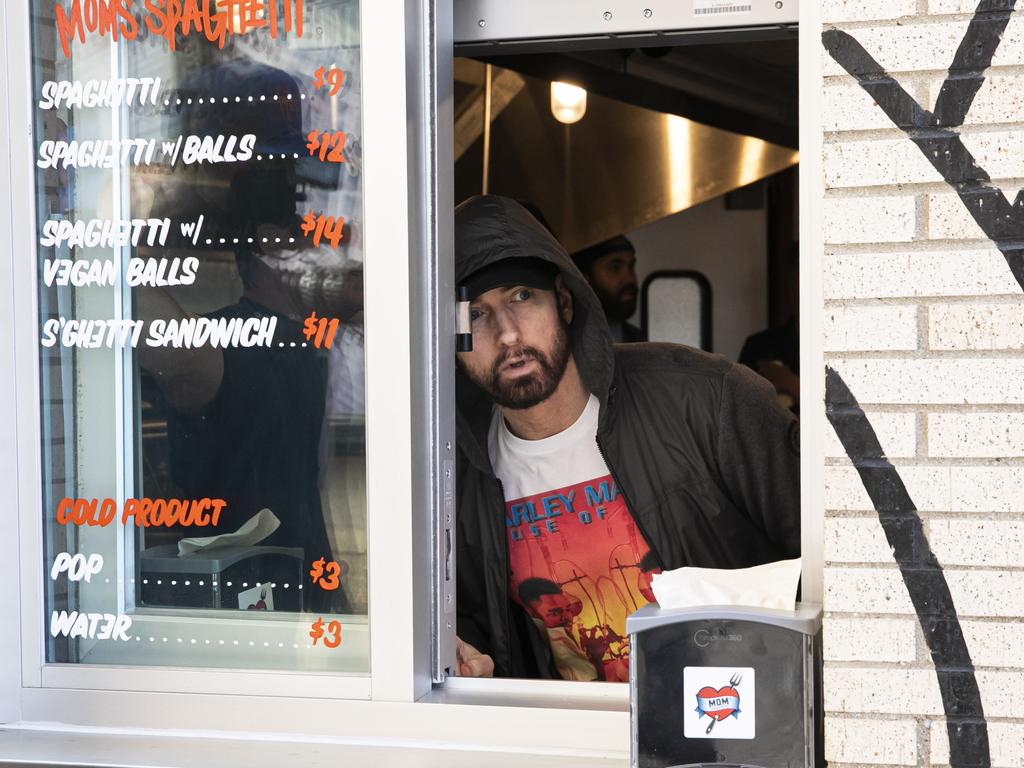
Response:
[1, 0, 425, 711]
[0, 0, 825, 756]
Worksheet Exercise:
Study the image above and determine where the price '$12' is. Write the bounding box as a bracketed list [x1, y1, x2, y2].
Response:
[300, 210, 345, 248]
[306, 130, 347, 163]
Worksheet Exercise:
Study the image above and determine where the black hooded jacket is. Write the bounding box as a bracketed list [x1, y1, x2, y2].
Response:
[454, 196, 801, 679]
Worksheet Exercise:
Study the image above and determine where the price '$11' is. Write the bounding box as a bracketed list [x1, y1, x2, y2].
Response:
[302, 312, 341, 350]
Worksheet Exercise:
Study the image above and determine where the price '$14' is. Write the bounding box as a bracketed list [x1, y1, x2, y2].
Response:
[300, 210, 345, 248]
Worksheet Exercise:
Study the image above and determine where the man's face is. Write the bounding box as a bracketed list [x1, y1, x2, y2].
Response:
[588, 249, 638, 322]
[528, 592, 577, 629]
[457, 280, 573, 410]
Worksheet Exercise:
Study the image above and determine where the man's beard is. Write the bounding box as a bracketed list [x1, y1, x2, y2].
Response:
[600, 289, 637, 323]
[477, 321, 571, 410]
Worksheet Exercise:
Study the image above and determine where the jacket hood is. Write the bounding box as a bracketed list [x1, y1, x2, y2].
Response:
[454, 195, 615, 472]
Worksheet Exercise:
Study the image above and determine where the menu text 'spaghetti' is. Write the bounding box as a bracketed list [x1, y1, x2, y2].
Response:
[54, 0, 305, 57]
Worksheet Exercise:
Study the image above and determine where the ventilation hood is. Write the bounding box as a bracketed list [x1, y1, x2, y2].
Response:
[454, 59, 798, 253]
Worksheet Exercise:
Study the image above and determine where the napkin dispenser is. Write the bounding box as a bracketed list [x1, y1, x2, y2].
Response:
[626, 603, 823, 768]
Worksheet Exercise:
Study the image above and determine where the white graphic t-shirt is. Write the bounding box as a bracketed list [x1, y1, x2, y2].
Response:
[488, 395, 658, 681]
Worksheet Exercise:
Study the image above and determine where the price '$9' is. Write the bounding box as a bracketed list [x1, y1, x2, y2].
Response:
[313, 66, 345, 97]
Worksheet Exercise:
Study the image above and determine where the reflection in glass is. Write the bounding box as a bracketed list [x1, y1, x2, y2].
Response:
[35, 0, 368, 672]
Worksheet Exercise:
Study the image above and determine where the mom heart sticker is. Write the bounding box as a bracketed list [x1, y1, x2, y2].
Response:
[696, 684, 741, 721]
[684, 666, 756, 740]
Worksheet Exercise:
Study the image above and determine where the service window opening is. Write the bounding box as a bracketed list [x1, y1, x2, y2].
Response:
[448, 33, 801, 685]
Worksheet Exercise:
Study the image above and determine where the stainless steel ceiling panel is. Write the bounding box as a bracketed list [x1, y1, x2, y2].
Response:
[456, 72, 798, 252]
[455, 0, 799, 45]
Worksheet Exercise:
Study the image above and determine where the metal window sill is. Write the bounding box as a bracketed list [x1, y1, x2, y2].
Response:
[0, 726, 627, 768]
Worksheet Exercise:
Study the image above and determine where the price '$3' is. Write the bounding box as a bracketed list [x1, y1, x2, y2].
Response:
[300, 210, 345, 248]
[309, 556, 341, 591]
[309, 617, 342, 648]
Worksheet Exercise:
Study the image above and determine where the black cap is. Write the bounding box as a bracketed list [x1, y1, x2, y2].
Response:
[462, 257, 559, 300]
[571, 235, 635, 274]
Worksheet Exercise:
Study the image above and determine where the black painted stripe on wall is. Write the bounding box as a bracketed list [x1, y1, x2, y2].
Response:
[823, 2, 1024, 291]
[825, 369, 990, 767]
[820, 2, 1024, 765]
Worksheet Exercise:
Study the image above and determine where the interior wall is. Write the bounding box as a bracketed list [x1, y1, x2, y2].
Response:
[627, 194, 767, 363]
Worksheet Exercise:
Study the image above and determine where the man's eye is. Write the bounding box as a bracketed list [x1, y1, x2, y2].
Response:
[469, 308, 483, 322]
[512, 288, 532, 301]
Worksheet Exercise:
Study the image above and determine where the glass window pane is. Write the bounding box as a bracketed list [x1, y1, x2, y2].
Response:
[644, 273, 709, 349]
[34, 0, 368, 673]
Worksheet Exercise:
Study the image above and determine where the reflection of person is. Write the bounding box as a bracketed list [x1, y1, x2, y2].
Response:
[453, 196, 800, 680]
[136, 61, 353, 613]
[571, 235, 643, 343]
[327, 267, 365, 416]
[739, 243, 800, 413]
[518, 578, 596, 681]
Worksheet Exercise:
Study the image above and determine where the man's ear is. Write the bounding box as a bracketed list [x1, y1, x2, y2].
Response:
[555, 273, 574, 325]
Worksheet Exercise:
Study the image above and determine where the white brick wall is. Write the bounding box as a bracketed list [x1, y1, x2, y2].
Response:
[827, 359, 1024, 404]
[928, 303, 1024, 350]
[825, 516, 897, 562]
[825, 464, 1024, 512]
[825, 668, 946, 715]
[823, 196, 917, 244]
[824, 306, 919, 352]
[961, 621, 1024, 668]
[823, 0, 917, 24]
[826, 717, 919, 765]
[822, 16, 1024, 77]
[928, 0, 1016, 13]
[822, 4, 1024, 765]
[824, 616, 918, 663]
[824, 410, 917, 458]
[928, 520, 1024, 566]
[824, 249, 1021, 298]
[927, 413, 1024, 457]
[931, 720, 1024, 768]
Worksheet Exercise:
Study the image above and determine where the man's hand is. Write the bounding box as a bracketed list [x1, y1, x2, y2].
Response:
[455, 636, 494, 678]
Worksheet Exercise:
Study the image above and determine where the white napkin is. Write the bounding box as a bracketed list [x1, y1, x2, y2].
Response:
[177, 508, 280, 556]
[650, 557, 802, 611]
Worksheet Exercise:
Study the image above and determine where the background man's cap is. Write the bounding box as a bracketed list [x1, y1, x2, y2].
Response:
[571, 235, 635, 274]
[462, 257, 559, 300]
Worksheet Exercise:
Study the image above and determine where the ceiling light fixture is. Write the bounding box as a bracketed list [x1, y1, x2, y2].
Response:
[550, 81, 587, 124]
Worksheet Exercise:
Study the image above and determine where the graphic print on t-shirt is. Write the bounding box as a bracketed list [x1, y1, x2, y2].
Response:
[506, 474, 657, 682]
